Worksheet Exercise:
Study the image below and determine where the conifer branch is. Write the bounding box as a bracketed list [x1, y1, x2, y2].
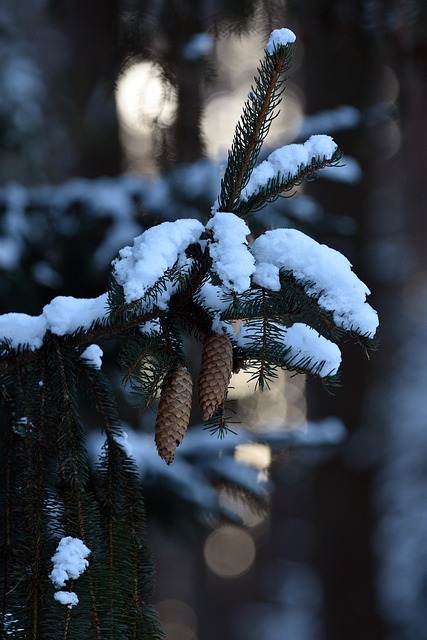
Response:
[218, 42, 294, 212]
[29, 368, 46, 640]
[80, 363, 160, 636]
[234, 149, 342, 217]
[1, 418, 13, 636]
[50, 339, 104, 639]
[61, 600, 71, 640]
[259, 289, 270, 391]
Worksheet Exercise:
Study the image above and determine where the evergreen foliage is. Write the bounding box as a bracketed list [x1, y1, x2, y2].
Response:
[0, 29, 377, 638]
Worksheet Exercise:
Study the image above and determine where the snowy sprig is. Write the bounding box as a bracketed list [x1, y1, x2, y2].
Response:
[0, 24, 379, 639]
[265, 28, 297, 56]
[113, 218, 204, 304]
[250, 228, 378, 338]
[236, 321, 341, 378]
[217, 28, 296, 213]
[240, 135, 338, 202]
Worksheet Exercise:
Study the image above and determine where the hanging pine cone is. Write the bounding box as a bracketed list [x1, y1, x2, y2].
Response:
[198, 332, 233, 421]
[155, 364, 193, 464]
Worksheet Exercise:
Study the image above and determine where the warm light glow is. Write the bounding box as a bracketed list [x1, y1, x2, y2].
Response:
[115, 62, 176, 132]
[202, 32, 303, 158]
[155, 599, 197, 639]
[234, 442, 271, 470]
[162, 623, 197, 640]
[204, 525, 256, 578]
[236, 369, 307, 432]
[218, 486, 269, 528]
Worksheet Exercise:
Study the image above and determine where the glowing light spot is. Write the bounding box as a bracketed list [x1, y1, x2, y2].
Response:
[115, 62, 176, 132]
[155, 599, 197, 639]
[162, 623, 197, 640]
[235, 442, 271, 470]
[218, 486, 269, 528]
[204, 525, 256, 578]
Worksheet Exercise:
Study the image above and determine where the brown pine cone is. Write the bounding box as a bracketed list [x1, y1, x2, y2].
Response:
[198, 332, 233, 421]
[155, 365, 193, 464]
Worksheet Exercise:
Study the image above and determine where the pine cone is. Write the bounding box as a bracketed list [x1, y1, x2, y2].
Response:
[155, 365, 193, 465]
[198, 332, 233, 421]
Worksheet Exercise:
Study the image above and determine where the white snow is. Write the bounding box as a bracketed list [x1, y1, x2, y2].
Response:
[0, 313, 47, 350]
[0, 294, 109, 351]
[113, 219, 204, 303]
[236, 321, 342, 377]
[206, 212, 255, 293]
[54, 591, 79, 609]
[251, 228, 378, 337]
[43, 293, 108, 336]
[196, 282, 230, 312]
[240, 135, 338, 201]
[278, 322, 341, 376]
[49, 536, 91, 589]
[265, 28, 296, 56]
[81, 344, 103, 369]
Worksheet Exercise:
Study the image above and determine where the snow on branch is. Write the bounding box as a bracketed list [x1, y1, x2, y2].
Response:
[240, 134, 339, 202]
[206, 212, 255, 293]
[265, 28, 297, 56]
[0, 293, 109, 351]
[113, 218, 204, 303]
[236, 320, 342, 378]
[250, 228, 378, 337]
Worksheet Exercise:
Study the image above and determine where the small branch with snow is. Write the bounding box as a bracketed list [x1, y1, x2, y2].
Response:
[235, 135, 342, 217]
[217, 28, 296, 213]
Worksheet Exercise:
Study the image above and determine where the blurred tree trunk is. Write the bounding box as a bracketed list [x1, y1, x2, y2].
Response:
[286, 3, 427, 639]
[366, 6, 427, 638]
[289, 3, 388, 638]
[52, 0, 122, 178]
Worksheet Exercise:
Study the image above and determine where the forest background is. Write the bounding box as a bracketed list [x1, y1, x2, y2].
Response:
[1, 1, 426, 639]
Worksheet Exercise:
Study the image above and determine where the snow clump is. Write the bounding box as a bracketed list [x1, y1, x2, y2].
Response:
[113, 218, 204, 303]
[81, 344, 103, 369]
[49, 536, 91, 588]
[236, 321, 342, 378]
[206, 211, 255, 293]
[251, 228, 378, 337]
[49, 536, 91, 609]
[265, 28, 296, 55]
[241, 135, 338, 201]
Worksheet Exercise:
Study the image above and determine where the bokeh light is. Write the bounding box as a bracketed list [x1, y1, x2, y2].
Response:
[155, 599, 198, 640]
[218, 486, 269, 529]
[204, 525, 256, 578]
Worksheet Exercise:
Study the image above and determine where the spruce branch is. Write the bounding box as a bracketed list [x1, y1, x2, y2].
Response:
[202, 403, 238, 439]
[234, 147, 343, 218]
[258, 288, 271, 391]
[81, 364, 161, 636]
[0, 415, 14, 637]
[217, 40, 295, 212]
